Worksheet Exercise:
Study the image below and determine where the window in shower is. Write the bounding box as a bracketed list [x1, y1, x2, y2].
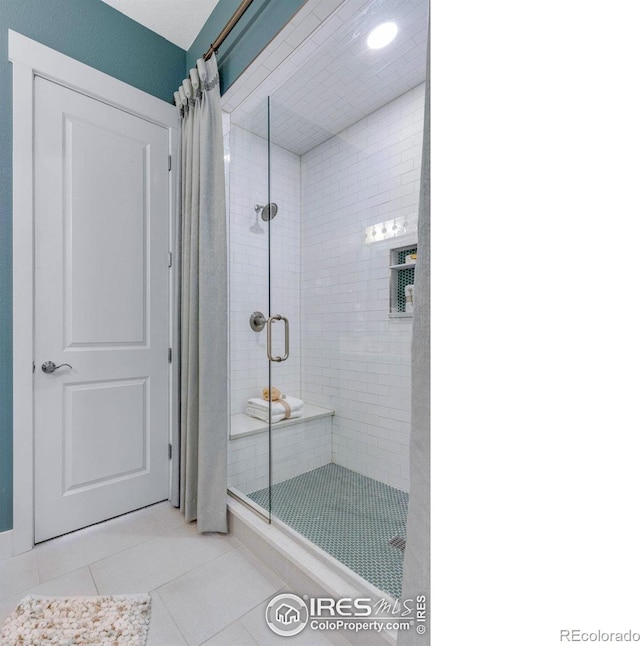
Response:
[227, 0, 427, 599]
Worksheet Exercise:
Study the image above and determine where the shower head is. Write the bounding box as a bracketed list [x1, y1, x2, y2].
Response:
[250, 205, 265, 234]
[255, 203, 278, 221]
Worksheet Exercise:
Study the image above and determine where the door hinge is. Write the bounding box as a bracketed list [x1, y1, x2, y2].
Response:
[168, 347, 172, 363]
[168, 251, 173, 268]
[32, 361, 35, 374]
[168, 155, 172, 171]
[168, 443, 172, 460]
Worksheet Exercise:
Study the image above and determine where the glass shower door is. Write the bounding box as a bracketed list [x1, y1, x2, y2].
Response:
[226, 99, 271, 517]
[240, 96, 304, 521]
[227, 96, 296, 523]
[263, 97, 307, 521]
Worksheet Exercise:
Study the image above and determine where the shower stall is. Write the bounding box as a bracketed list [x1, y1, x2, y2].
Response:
[224, 0, 427, 599]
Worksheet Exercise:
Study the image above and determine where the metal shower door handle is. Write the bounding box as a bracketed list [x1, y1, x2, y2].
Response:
[266, 314, 289, 362]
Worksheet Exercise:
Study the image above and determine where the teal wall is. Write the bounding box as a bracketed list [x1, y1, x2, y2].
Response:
[0, 0, 186, 533]
[188, 0, 307, 94]
[0, 0, 302, 535]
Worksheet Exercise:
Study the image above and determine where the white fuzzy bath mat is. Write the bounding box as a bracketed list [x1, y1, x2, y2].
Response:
[1, 594, 151, 645]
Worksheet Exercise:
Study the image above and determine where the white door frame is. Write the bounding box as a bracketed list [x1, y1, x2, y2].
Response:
[8, 30, 180, 556]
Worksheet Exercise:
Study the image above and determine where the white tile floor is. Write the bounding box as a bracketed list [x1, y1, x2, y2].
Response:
[0, 502, 341, 645]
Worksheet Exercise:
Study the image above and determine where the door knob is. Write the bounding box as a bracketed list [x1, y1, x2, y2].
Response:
[41, 361, 73, 374]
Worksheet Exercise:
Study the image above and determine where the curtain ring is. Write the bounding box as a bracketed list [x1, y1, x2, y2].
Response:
[196, 58, 207, 83]
[189, 68, 200, 91]
[182, 78, 193, 99]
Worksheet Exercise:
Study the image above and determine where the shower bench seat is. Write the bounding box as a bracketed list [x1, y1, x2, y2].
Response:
[230, 404, 334, 440]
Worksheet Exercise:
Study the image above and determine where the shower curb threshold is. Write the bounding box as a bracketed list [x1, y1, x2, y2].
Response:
[227, 495, 397, 645]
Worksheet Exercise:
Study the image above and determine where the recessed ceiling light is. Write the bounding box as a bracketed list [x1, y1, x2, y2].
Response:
[366, 22, 398, 50]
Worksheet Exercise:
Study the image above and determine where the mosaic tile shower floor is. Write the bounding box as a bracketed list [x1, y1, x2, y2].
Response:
[248, 463, 408, 598]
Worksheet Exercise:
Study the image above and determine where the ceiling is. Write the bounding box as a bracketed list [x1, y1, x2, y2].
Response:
[98, 0, 428, 156]
[234, 0, 428, 155]
[99, 0, 221, 49]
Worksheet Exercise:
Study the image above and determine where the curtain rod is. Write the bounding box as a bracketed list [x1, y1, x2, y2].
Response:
[203, 0, 254, 60]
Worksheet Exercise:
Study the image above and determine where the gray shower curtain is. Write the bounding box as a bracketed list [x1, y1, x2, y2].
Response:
[398, 7, 430, 645]
[174, 55, 228, 533]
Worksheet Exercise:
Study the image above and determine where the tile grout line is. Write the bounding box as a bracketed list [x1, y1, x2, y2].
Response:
[34, 507, 170, 585]
[153, 545, 286, 646]
[87, 564, 100, 596]
[149, 589, 190, 646]
[88, 528, 241, 595]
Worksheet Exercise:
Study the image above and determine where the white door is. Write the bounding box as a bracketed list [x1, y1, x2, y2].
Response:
[34, 77, 171, 543]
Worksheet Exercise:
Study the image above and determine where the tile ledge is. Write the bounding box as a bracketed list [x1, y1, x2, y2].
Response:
[230, 404, 334, 440]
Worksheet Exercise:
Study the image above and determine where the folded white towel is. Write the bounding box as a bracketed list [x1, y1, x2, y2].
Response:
[245, 405, 302, 424]
[246, 396, 304, 412]
[245, 395, 304, 423]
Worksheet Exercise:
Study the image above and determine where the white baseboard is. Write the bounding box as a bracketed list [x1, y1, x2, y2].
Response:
[0, 530, 13, 561]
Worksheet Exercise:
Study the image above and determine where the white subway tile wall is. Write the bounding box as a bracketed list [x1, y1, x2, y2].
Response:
[228, 419, 332, 494]
[300, 83, 425, 492]
[228, 125, 269, 416]
[228, 83, 424, 495]
[228, 125, 301, 416]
